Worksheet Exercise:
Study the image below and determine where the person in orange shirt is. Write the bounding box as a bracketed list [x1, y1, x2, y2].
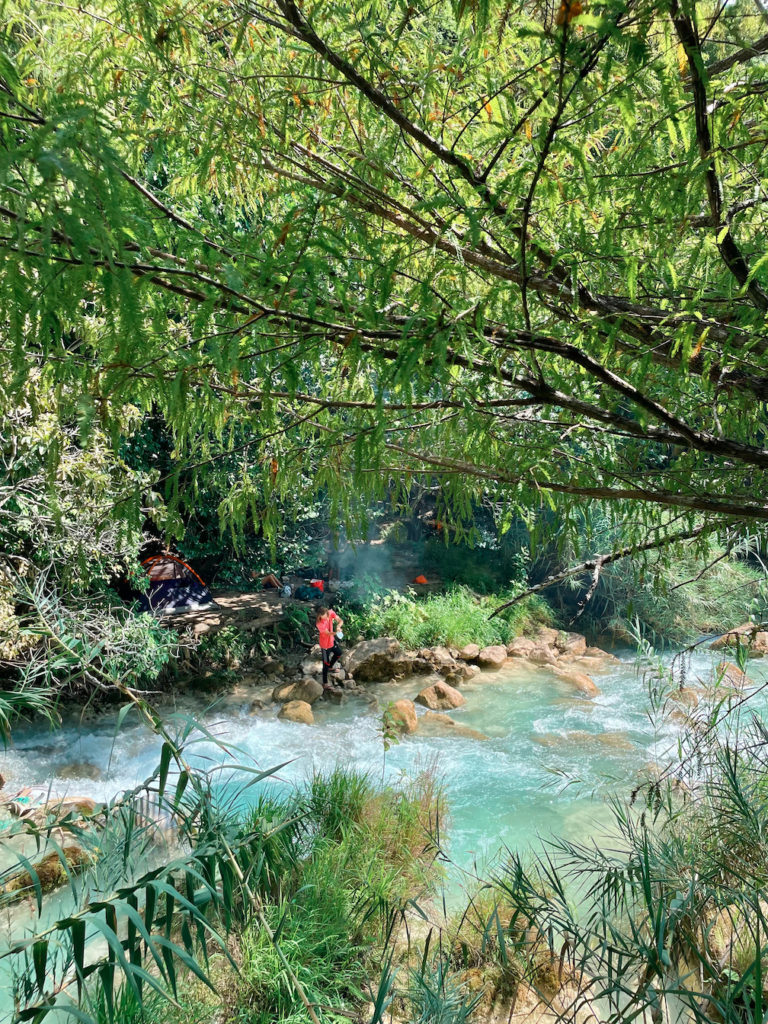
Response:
[315, 603, 344, 689]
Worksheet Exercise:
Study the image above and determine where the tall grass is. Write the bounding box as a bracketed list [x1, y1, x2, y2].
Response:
[343, 585, 552, 648]
[226, 767, 443, 1024]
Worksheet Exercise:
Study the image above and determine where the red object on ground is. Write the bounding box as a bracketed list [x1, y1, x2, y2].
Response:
[413, 574, 428, 584]
[310, 579, 324, 592]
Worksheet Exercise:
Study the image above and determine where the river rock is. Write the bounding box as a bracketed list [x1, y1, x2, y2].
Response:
[261, 657, 284, 676]
[529, 644, 559, 666]
[44, 797, 98, 819]
[710, 624, 768, 657]
[560, 632, 587, 657]
[293, 677, 325, 703]
[430, 646, 457, 669]
[507, 637, 537, 658]
[272, 681, 294, 702]
[446, 662, 480, 683]
[668, 686, 702, 708]
[551, 666, 600, 697]
[458, 643, 480, 661]
[566, 655, 616, 675]
[249, 698, 268, 714]
[419, 712, 488, 741]
[57, 761, 101, 781]
[717, 661, 752, 688]
[477, 645, 507, 670]
[300, 658, 324, 677]
[278, 700, 314, 725]
[584, 646, 619, 661]
[2, 844, 91, 902]
[533, 730, 633, 752]
[388, 699, 418, 734]
[342, 637, 406, 681]
[414, 680, 466, 710]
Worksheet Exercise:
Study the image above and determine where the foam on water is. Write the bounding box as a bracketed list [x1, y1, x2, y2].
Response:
[3, 645, 767, 866]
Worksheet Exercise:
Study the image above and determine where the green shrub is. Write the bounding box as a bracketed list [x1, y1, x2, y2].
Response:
[342, 586, 552, 649]
[196, 625, 247, 667]
[231, 768, 443, 1024]
[579, 545, 767, 643]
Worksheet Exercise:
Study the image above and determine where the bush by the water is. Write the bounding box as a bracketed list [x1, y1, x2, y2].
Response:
[343, 585, 552, 649]
[227, 767, 442, 1024]
[579, 544, 767, 643]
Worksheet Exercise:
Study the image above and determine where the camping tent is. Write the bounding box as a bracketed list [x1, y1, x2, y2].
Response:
[138, 553, 214, 615]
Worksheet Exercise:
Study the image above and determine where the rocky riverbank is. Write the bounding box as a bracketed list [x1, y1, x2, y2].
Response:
[236, 627, 618, 728]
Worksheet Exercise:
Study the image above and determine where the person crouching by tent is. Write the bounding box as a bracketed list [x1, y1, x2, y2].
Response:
[316, 603, 343, 690]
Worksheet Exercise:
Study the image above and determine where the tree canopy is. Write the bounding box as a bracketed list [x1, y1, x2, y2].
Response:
[2, 0, 768, 561]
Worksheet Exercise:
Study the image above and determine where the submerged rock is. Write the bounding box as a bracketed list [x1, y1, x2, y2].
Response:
[419, 712, 488, 741]
[2, 844, 91, 902]
[477, 645, 507, 670]
[550, 666, 600, 697]
[532, 730, 634, 752]
[414, 679, 465, 710]
[57, 761, 101, 781]
[388, 699, 418, 734]
[278, 700, 314, 725]
[717, 661, 752, 688]
[584, 646, 619, 661]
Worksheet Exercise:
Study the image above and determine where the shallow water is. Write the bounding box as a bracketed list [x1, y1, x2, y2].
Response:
[4, 643, 763, 870]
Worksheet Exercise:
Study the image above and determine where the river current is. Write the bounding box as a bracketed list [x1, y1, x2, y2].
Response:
[4, 642, 762, 870]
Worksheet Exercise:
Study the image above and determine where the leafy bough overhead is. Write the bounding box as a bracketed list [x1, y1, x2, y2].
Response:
[1, 0, 768, 555]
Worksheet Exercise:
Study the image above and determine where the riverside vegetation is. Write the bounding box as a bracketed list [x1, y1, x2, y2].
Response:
[4, 0, 768, 1020]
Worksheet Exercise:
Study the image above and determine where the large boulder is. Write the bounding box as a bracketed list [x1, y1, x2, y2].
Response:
[551, 666, 600, 698]
[419, 712, 488, 741]
[535, 627, 561, 647]
[342, 637, 408, 681]
[560, 632, 587, 657]
[388, 699, 418, 734]
[477, 645, 507, 670]
[430, 646, 457, 669]
[278, 700, 314, 725]
[273, 677, 324, 704]
[507, 637, 537, 658]
[528, 644, 559, 666]
[414, 680, 466, 710]
[458, 643, 480, 662]
[710, 624, 768, 656]
[668, 686, 702, 709]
